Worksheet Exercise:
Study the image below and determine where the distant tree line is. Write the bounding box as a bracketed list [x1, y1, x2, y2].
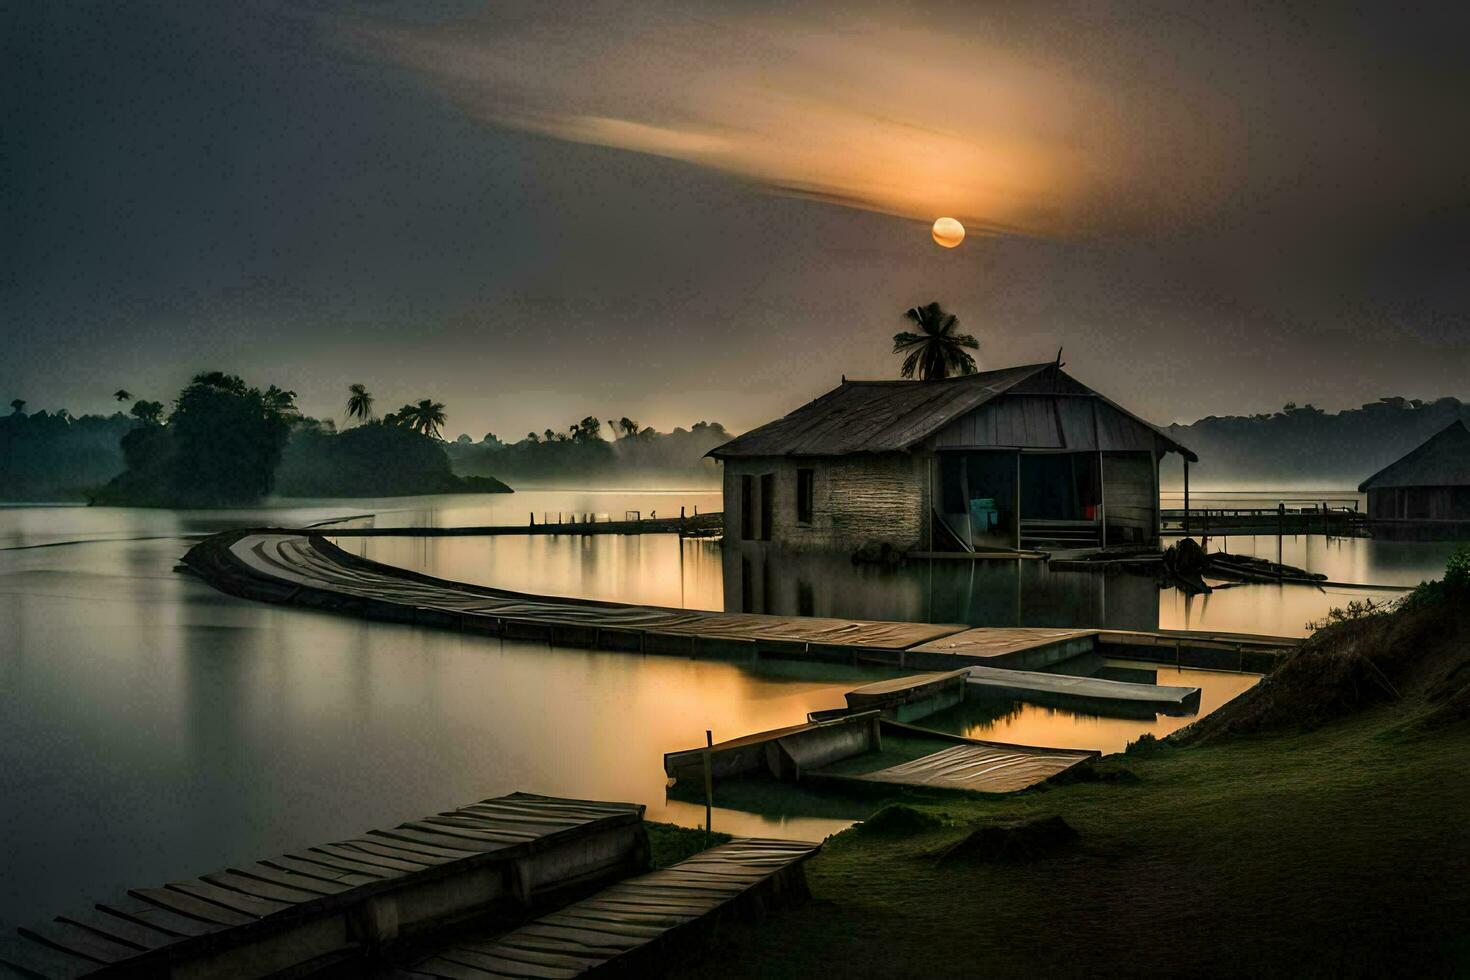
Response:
[1165, 396, 1470, 487]
[2, 376, 720, 505]
[0, 403, 140, 501]
[445, 418, 730, 487]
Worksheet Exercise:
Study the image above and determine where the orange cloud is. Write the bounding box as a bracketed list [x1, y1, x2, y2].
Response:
[345, 8, 1126, 236]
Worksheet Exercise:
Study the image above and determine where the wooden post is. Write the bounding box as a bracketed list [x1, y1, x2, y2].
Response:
[1152, 452, 1161, 547]
[702, 730, 714, 846]
[1277, 503, 1285, 581]
[1013, 452, 1022, 551]
[1183, 459, 1191, 534]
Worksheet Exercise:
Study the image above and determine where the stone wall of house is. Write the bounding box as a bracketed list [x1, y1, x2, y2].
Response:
[720, 453, 929, 552]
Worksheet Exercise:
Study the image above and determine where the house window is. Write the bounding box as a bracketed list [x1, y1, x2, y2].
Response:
[740, 475, 755, 540]
[796, 468, 814, 524]
[759, 473, 774, 541]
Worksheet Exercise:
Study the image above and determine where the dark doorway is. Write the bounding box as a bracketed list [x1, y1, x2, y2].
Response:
[759, 473, 774, 540]
[1020, 453, 1099, 521]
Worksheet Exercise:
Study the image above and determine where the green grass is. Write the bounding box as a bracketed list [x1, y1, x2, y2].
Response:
[645, 821, 732, 868]
[671, 708, 1470, 977]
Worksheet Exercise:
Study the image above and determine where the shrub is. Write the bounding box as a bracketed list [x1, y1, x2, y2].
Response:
[1445, 545, 1470, 595]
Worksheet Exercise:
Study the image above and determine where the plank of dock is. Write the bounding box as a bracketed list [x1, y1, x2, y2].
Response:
[403, 838, 820, 978]
[0, 794, 646, 979]
[905, 627, 1098, 670]
[966, 664, 1202, 714]
[838, 741, 1097, 794]
[844, 668, 971, 722]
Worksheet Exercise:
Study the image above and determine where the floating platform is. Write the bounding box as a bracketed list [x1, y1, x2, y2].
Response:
[0, 793, 647, 979]
[664, 712, 885, 783]
[904, 627, 1097, 670]
[664, 714, 1095, 796]
[182, 531, 1300, 673]
[809, 723, 1099, 795]
[839, 663, 1199, 722]
[965, 664, 1202, 716]
[844, 669, 971, 721]
[400, 838, 820, 979]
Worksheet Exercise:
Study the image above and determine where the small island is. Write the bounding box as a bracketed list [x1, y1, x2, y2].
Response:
[88, 374, 511, 507]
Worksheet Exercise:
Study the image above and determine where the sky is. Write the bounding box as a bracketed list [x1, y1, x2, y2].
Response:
[3, 0, 1468, 439]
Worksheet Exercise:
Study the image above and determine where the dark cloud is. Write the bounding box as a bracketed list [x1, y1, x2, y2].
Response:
[2, 0, 1467, 439]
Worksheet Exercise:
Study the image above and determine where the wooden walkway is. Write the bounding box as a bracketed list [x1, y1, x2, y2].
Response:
[0, 794, 646, 979]
[965, 664, 1202, 715]
[841, 742, 1098, 794]
[182, 531, 1301, 672]
[398, 839, 819, 979]
[665, 712, 1097, 796]
[325, 513, 724, 539]
[905, 627, 1097, 670]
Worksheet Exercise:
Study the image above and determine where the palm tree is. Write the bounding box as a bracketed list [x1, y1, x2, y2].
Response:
[403, 399, 447, 439]
[345, 383, 374, 424]
[892, 301, 980, 380]
[8, 399, 24, 415]
[113, 389, 132, 403]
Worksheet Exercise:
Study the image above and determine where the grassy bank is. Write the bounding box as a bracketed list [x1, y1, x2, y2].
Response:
[667, 571, 1470, 977]
[672, 709, 1468, 976]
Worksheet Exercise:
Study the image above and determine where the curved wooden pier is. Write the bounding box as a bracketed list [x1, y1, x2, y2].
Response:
[181, 531, 1302, 671]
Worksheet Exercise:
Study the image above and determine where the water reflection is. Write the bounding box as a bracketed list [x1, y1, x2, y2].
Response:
[347, 531, 1428, 638]
[0, 500, 848, 933]
[923, 663, 1261, 754]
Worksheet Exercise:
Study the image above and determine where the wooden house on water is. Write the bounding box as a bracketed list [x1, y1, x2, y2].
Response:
[1358, 420, 1470, 534]
[708, 362, 1197, 553]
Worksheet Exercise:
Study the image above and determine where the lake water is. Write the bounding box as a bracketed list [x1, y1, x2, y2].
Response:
[0, 489, 1457, 931]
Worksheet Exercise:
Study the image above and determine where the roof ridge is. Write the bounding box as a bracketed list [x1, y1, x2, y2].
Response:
[839, 363, 1054, 386]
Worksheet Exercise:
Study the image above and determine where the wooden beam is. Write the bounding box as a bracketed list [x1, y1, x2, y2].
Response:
[1013, 451, 1022, 550]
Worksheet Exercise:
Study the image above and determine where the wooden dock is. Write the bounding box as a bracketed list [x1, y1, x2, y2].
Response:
[182, 531, 1301, 673]
[325, 512, 725, 539]
[904, 627, 1097, 670]
[398, 838, 820, 979]
[1160, 506, 1368, 537]
[0, 794, 647, 979]
[664, 713, 1097, 796]
[819, 723, 1099, 795]
[844, 669, 971, 722]
[965, 664, 1202, 716]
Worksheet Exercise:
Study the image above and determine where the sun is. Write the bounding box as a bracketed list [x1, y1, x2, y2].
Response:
[931, 217, 965, 248]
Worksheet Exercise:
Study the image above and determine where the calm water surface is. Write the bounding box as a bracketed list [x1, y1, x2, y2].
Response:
[1, 490, 1456, 930]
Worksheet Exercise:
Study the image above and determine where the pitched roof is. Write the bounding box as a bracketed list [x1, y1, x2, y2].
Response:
[709, 363, 1196, 460]
[1358, 421, 1470, 491]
